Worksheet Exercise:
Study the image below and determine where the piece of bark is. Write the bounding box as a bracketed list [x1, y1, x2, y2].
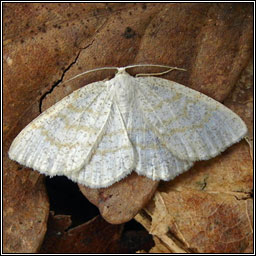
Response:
[4, 3, 253, 252]
[79, 173, 159, 224]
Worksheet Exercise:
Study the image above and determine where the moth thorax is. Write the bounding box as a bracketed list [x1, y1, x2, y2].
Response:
[114, 75, 135, 114]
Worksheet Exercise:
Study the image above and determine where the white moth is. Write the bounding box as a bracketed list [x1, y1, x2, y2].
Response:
[8, 65, 248, 188]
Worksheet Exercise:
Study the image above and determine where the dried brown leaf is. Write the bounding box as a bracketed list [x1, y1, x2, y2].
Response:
[4, 3, 253, 253]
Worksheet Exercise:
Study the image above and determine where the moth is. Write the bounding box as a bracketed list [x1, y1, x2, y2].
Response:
[9, 65, 247, 188]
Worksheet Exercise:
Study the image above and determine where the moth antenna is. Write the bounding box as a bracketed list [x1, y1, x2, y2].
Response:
[63, 66, 119, 84]
[122, 64, 186, 77]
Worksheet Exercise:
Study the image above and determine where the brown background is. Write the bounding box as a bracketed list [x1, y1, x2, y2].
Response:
[3, 3, 253, 253]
